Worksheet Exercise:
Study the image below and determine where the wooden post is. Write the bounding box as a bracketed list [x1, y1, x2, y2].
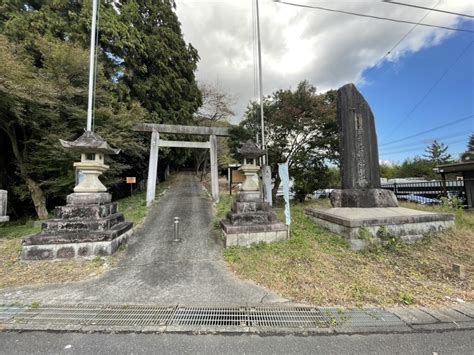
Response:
[146, 131, 159, 207]
[210, 134, 219, 202]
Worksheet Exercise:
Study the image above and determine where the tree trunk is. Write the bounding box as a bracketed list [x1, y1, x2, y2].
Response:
[201, 159, 208, 182]
[25, 176, 49, 220]
[2, 124, 49, 219]
[271, 175, 281, 202]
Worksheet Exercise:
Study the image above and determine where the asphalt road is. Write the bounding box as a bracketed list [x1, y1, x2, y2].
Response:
[1, 330, 473, 354]
[0, 173, 285, 305]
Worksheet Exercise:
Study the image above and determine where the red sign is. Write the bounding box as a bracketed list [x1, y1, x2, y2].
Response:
[126, 177, 136, 184]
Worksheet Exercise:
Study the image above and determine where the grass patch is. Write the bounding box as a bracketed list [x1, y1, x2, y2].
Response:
[0, 219, 40, 240]
[213, 194, 233, 229]
[224, 200, 473, 307]
[0, 176, 175, 289]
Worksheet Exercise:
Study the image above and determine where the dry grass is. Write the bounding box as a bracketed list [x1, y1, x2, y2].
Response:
[0, 239, 124, 289]
[0, 183, 172, 289]
[223, 199, 473, 307]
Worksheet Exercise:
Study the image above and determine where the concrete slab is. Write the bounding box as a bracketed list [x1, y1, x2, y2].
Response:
[420, 307, 472, 323]
[305, 207, 454, 228]
[452, 303, 474, 318]
[305, 207, 454, 249]
[388, 307, 439, 325]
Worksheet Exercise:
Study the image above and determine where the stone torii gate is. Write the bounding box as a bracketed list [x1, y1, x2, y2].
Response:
[134, 123, 230, 206]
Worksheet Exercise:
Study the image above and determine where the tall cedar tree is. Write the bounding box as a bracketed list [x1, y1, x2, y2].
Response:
[101, 0, 202, 123]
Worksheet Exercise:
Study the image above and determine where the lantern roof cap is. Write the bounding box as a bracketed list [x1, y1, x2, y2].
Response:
[60, 131, 120, 155]
[238, 140, 266, 159]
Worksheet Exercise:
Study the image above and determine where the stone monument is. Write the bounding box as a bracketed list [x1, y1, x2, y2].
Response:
[0, 190, 9, 222]
[22, 131, 133, 260]
[305, 83, 454, 250]
[330, 83, 398, 208]
[220, 140, 288, 247]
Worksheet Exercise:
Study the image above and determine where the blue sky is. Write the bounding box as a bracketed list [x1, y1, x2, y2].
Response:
[360, 26, 474, 163]
[177, 0, 473, 163]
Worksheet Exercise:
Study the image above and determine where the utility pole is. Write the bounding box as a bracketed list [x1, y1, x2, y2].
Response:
[255, 0, 266, 164]
[86, 0, 98, 132]
[255, 0, 272, 205]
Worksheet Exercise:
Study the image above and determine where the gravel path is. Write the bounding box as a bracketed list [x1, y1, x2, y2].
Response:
[0, 173, 287, 306]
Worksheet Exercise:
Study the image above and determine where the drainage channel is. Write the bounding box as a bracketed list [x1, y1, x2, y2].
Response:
[0, 304, 405, 333]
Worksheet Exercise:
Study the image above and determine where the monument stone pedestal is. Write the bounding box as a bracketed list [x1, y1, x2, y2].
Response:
[305, 84, 454, 250]
[220, 141, 288, 247]
[305, 207, 454, 250]
[21, 131, 133, 260]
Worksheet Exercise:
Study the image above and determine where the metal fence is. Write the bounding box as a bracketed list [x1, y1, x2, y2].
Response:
[381, 180, 467, 201]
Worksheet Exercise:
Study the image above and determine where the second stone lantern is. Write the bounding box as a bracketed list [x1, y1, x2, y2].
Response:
[220, 140, 288, 247]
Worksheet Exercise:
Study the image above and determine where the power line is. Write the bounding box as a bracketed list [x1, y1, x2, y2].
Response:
[379, 132, 469, 152]
[274, 1, 474, 33]
[371, 0, 441, 69]
[383, 1, 474, 19]
[387, 39, 474, 138]
[380, 114, 474, 147]
[380, 138, 466, 156]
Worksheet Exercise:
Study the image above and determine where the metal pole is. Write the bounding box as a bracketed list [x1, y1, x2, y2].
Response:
[86, 0, 98, 132]
[255, 0, 266, 164]
[173, 217, 180, 242]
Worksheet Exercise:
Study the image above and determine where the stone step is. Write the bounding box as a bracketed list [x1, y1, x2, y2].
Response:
[226, 211, 277, 226]
[54, 203, 118, 220]
[40, 213, 124, 233]
[23, 221, 133, 246]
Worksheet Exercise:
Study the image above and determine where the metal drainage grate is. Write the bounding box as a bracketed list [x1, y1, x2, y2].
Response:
[171, 307, 247, 327]
[247, 307, 328, 328]
[2, 304, 404, 330]
[12, 305, 175, 327]
[0, 306, 26, 321]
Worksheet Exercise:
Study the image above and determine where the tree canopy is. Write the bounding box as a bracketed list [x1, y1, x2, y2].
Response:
[0, 0, 201, 219]
[231, 81, 338, 201]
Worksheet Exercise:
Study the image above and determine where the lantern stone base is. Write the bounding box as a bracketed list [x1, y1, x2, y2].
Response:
[221, 221, 288, 247]
[220, 191, 288, 248]
[0, 216, 9, 222]
[304, 207, 454, 251]
[67, 192, 112, 205]
[22, 194, 132, 260]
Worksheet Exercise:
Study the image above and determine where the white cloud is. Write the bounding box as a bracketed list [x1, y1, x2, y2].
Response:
[176, 0, 473, 122]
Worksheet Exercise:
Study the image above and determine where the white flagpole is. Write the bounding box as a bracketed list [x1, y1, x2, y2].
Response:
[86, 0, 98, 132]
[255, 0, 266, 164]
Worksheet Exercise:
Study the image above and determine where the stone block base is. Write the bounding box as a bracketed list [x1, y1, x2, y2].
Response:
[0, 216, 9, 222]
[330, 189, 398, 208]
[21, 197, 132, 260]
[67, 192, 112, 205]
[305, 207, 454, 251]
[21, 228, 133, 260]
[221, 220, 288, 247]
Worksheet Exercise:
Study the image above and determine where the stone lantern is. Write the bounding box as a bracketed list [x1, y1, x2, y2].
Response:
[21, 131, 133, 260]
[60, 131, 119, 204]
[220, 140, 288, 247]
[238, 140, 266, 194]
